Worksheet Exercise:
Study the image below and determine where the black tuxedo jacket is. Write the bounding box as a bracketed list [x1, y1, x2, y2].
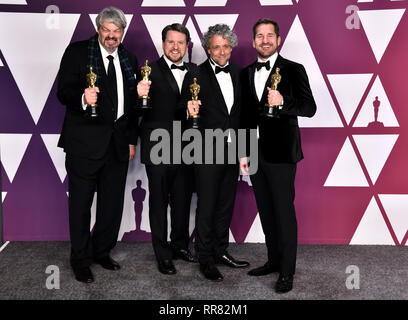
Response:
[139, 56, 197, 165]
[57, 39, 139, 162]
[182, 59, 242, 163]
[241, 55, 316, 163]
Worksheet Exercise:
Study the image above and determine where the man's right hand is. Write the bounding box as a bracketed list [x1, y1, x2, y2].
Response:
[84, 87, 99, 105]
[240, 157, 249, 176]
[137, 80, 151, 97]
[187, 100, 201, 116]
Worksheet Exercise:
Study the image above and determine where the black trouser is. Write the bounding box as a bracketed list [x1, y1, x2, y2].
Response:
[145, 164, 193, 261]
[194, 163, 239, 265]
[66, 142, 128, 269]
[250, 150, 297, 275]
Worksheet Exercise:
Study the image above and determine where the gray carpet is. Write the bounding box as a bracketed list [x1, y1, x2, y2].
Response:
[0, 242, 407, 300]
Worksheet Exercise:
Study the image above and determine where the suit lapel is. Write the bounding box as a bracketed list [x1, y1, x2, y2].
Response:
[158, 56, 180, 96]
[204, 59, 228, 115]
[121, 67, 130, 113]
[248, 61, 257, 102]
[230, 65, 239, 115]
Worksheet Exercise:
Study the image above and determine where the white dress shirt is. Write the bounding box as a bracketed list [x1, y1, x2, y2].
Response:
[254, 52, 281, 138]
[163, 55, 187, 93]
[254, 52, 278, 102]
[209, 59, 234, 142]
[100, 44, 124, 120]
[210, 58, 234, 114]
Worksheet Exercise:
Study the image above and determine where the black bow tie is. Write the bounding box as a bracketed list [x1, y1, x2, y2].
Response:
[171, 63, 186, 71]
[215, 65, 230, 74]
[256, 60, 271, 71]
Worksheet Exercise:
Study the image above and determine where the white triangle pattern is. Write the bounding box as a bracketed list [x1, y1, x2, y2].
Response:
[324, 138, 368, 187]
[142, 15, 185, 58]
[259, 0, 293, 5]
[0, 13, 80, 124]
[353, 134, 398, 185]
[89, 14, 134, 40]
[195, 0, 228, 5]
[229, 228, 236, 243]
[0, 0, 27, 3]
[327, 73, 373, 125]
[141, 0, 185, 6]
[350, 197, 394, 245]
[184, 17, 208, 65]
[189, 193, 197, 238]
[354, 76, 399, 127]
[379, 194, 408, 244]
[192, 14, 239, 65]
[90, 192, 97, 231]
[0, 134, 32, 183]
[0, 57, 3, 67]
[280, 15, 342, 127]
[195, 14, 239, 38]
[244, 214, 265, 243]
[358, 9, 405, 63]
[41, 134, 67, 183]
[2, 192, 7, 203]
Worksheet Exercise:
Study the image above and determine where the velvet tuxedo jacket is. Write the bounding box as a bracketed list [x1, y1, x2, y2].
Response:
[241, 54, 316, 163]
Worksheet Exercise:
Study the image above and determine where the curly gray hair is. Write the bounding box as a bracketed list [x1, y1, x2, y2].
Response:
[96, 7, 127, 30]
[201, 24, 238, 51]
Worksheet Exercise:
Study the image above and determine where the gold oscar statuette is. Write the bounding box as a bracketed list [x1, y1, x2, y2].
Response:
[139, 59, 152, 109]
[189, 78, 201, 129]
[86, 66, 98, 117]
[264, 67, 282, 118]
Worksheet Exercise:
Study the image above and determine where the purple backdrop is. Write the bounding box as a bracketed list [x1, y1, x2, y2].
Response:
[1, 0, 407, 245]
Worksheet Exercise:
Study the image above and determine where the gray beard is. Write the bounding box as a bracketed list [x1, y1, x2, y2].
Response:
[102, 44, 118, 54]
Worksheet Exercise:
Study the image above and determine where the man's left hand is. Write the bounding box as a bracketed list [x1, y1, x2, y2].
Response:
[129, 145, 136, 161]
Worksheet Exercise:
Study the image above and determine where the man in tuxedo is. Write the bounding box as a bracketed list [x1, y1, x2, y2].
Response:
[240, 19, 316, 293]
[57, 7, 139, 283]
[136, 24, 196, 275]
[185, 24, 249, 282]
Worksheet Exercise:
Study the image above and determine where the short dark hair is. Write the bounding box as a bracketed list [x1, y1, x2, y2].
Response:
[252, 18, 280, 39]
[162, 23, 191, 43]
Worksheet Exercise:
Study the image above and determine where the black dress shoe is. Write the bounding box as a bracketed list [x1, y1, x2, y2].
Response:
[275, 274, 294, 294]
[173, 248, 198, 263]
[158, 260, 177, 275]
[94, 256, 120, 270]
[200, 263, 223, 282]
[248, 262, 280, 276]
[215, 252, 250, 268]
[72, 266, 94, 283]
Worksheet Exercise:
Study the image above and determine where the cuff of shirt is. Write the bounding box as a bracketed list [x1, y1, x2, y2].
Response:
[81, 94, 87, 110]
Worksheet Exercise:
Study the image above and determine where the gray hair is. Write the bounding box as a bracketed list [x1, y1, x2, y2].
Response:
[96, 7, 127, 30]
[201, 24, 238, 51]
